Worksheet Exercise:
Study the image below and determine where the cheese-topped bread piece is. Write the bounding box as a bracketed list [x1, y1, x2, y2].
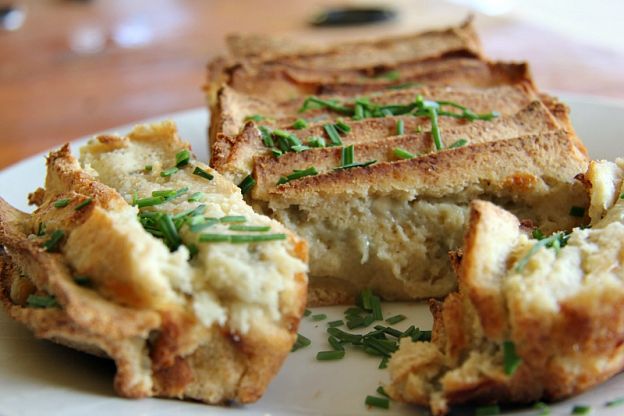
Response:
[0, 121, 308, 404]
[387, 159, 624, 415]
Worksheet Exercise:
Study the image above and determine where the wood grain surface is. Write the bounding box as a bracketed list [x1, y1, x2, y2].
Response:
[1, 0, 623, 169]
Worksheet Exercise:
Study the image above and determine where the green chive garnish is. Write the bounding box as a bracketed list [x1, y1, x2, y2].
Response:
[323, 123, 343, 146]
[73, 276, 92, 287]
[448, 138, 468, 149]
[371, 295, 383, 321]
[42, 230, 64, 252]
[378, 356, 389, 369]
[304, 309, 312, 317]
[175, 149, 191, 167]
[569, 206, 585, 217]
[26, 294, 59, 308]
[292, 118, 308, 129]
[136, 196, 165, 208]
[503, 340, 522, 375]
[189, 218, 219, 233]
[385, 314, 406, 325]
[606, 398, 624, 407]
[387, 82, 419, 90]
[307, 136, 326, 148]
[160, 166, 179, 177]
[277, 167, 318, 185]
[188, 192, 204, 202]
[291, 333, 312, 352]
[36, 222, 46, 236]
[328, 336, 345, 351]
[219, 215, 246, 223]
[238, 174, 256, 195]
[396, 119, 404, 135]
[198, 233, 286, 243]
[534, 402, 550, 415]
[475, 405, 500, 415]
[144, 164, 153, 171]
[299, 96, 352, 115]
[353, 103, 364, 120]
[245, 114, 265, 122]
[327, 320, 344, 327]
[193, 166, 213, 180]
[572, 405, 591, 414]
[311, 313, 327, 321]
[376, 386, 389, 398]
[53, 198, 69, 208]
[365, 395, 389, 409]
[376, 69, 400, 81]
[335, 160, 376, 170]
[158, 213, 182, 251]
[335, 119, 351, 134]
[393, 148, 415, 160]
[74, 197, 93, 211]
[515, 231, 569, 272]
[342, 145, 355, 166]
[228, 224, 270, 232]
[259, 126, 274, 147]
[620, 193, 624, 199]
[316, 350, 345, 361]
[428, 107, 443, 151]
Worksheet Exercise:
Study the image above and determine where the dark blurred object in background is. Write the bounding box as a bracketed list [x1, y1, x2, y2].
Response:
[310, 6, 396, 27]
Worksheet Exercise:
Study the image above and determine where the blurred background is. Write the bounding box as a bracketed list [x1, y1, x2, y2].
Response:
[1, 0, 623, 169]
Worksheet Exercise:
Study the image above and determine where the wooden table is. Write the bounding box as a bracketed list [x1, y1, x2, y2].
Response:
[2, 0, 623, 170]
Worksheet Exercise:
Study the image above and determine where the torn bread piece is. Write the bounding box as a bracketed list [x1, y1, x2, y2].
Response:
[386, 160, 624, 415]
[0, 121, 308, 404]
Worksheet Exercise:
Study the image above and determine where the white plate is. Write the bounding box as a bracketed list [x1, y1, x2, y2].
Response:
[1, 95, 624, 416]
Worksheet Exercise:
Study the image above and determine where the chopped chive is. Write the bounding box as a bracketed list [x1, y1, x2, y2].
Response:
[238, 174, 256, 195]
[345, 306, 365, 315]
[193, 166, 214, 181]
[323, 123, 343, 146]
[74, 197, 93, 211]
[385, 314, 406, 325]
[291, 144, 311, 152]
[299, 96, 353, 115]
[371, 295, 383, 321]
[475, 405, 500, 415]
[229, 224, 270, 232]
[271, 148, 283, 157]
[503, 340, 522, 375]
[376, 69, 400, 81]
[428, 107, 443, 151]
[73, 276, 92, 287]
[187, 243, 199, 258]
[307, 136, 326, 148]
[378, 356, 389, 369]
[245, 114, 265, 122]
[393, 148, 415, 160]
[292, 118, 308, 129]
[327, 327, 363, 344]
[396, 119, 404, 135]
[160, 166, 179, 177]
[188, 192, 205, 202]
[571, 405, 591, 414]
[219, 215, 246, 223]
[381, 108, 393, 117]
[136, 196, 165, 208]
[335, 119, 351, 134]
[277, 167, 318, 185]
[304, 309, 312, 317]
[353, 103, 364, 120]
[259, 126, 274, 147]
[342, 145, 355, 166]
[175, 149, 191, 167]
[291, 333, 311, 352]
[36, 222, 46, 236]
[327, 320, 344, 327]
[606, 398, 624, 407]
[534, 402, 550, 415]
[158, 213, 182, 251]
[189, 218, 219, 232]
[328, 336, 345, 351]
[334, 160, 376, 170]
[316, 350, 345, 361]
[376, 386, 389, 398]
[365, 395, 389, 409]
[144, 164, 153, 171]
[620, 192, 624, 199]
[42, 230, 64, 252]
[26, 294, 59, 308]
[198, 233, 286, 243]
[532, 228, 546, 240]
[387, 82, 419, 90]
[53, 198, 70, 208]
[311, 313, 327, 321]
[359, 288, 374, 310]
[515, 231, 569, 272]
[448, 138, 468, 149]
[569, 206, 585, 217]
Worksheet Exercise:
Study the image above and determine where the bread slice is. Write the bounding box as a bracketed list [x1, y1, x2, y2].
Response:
[386, 159, 624, 415]
[0, 121, 308, 404]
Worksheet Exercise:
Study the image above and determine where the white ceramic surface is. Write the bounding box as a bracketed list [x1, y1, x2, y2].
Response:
[1, 95, 623, 416]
